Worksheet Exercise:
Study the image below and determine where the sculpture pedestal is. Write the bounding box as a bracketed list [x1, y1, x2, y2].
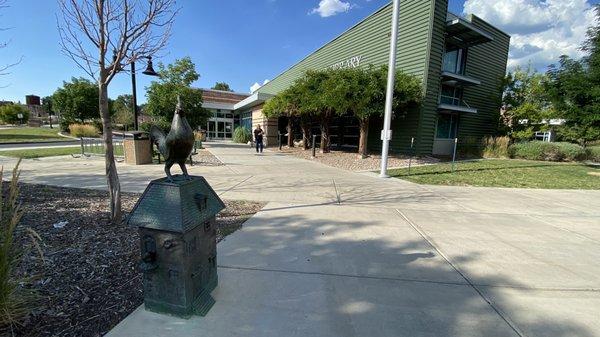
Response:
[128, 176, 225, 318]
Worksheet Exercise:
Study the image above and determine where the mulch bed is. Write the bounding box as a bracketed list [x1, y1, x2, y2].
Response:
[279, 146, 438, 171]
[3, 183, 264, 337]
[191, 149, 224, 166]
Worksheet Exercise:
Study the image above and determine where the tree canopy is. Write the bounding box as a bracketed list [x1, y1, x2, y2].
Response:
[262, 66, 422, 156]
[145, 57, 208, 130]
[52, 77, 99, 128]
[212, 82, 233, 92]
[111, 94, 134, 128]
[544, 7, 600, 146]
[501, 66, 555, 140]
[0, 104, 29, 124]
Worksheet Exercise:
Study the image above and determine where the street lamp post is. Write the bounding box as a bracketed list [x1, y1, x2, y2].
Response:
[131, 56, 159, 131]
[379, 0, 401, 178]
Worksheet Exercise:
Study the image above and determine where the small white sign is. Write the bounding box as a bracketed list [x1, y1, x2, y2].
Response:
[17, 113, 23, 119]
[380, 129, 393, 141]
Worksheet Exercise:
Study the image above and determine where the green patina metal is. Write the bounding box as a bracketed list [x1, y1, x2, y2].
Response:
[128, 176, 225, 318]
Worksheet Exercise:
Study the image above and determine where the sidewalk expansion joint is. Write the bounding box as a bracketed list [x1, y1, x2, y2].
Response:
[527, 214, 600, 245]
[217, 265, 469, 287]
[396, 209, 527, 337]
[218, 175, 254, 197]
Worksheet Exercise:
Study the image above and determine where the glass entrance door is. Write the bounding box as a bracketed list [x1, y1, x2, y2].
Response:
[207, 119, 233, 140]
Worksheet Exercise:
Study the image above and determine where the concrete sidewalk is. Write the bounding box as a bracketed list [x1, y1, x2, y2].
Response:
[2, 142, 599, 337]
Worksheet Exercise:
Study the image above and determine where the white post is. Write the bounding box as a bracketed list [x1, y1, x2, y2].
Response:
[380, 0, 401, 178]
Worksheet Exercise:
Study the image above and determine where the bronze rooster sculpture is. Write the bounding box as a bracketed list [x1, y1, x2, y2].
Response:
[150, 96, 195, 182]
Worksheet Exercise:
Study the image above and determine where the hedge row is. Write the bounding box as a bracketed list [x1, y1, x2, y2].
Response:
[508, 141, 593, 162]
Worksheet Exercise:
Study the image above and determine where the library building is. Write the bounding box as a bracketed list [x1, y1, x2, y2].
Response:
[202, 0, 510, 156]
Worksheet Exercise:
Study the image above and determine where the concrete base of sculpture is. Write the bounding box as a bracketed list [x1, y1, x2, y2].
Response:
[128, 175, 225, 318]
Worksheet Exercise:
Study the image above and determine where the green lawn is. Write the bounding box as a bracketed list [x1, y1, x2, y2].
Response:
[390, 159, 600, 189]
[0, 127, 71, 143]
[0, 143, 123, 159]
[0, 147, 81, 159]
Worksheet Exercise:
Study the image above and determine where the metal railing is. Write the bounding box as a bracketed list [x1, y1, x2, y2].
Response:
[79, 137, 124, 159]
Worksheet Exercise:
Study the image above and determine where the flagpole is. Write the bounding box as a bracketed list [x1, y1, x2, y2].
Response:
[380, 0, 400, 178]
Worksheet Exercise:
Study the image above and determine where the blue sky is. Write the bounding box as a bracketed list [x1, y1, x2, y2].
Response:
[0, 0, 598, 103]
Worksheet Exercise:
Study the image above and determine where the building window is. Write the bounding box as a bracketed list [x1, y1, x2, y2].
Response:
[241, 111, 252, 130]
[436, 113, 458, 139]
[442, 47, 467, 75]
[440, 85, 463, 106]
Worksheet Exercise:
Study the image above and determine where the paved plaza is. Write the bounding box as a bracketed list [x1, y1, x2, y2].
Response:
[1, 142, 599, 337]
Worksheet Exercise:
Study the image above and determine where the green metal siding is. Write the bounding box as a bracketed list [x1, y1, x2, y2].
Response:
[459, 15, 511, 142]
[256, 0, 509, 156]
[259, 2, 437, 97]
[414, 0, 448, 155]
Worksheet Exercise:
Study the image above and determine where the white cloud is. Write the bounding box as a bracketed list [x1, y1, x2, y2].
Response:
[463, 0, 598, 70]
[310, 0, 353, 18]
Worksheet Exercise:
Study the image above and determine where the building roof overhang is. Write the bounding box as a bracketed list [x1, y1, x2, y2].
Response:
[233, 92, 274, 111]
[441, 71, 481, 86]
[202, 101, 236, 111]
[438, 103, 478, 114]
[446, 14, 494, 47]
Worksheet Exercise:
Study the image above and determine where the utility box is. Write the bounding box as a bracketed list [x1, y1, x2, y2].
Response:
[128, 176, 225, 318]
[124, 132, 152, 165]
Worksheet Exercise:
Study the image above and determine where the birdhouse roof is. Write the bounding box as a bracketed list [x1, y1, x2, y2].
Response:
[128, 176, 225, 233]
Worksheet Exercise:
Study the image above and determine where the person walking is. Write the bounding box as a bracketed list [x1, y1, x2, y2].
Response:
[254, 124, 264, 153]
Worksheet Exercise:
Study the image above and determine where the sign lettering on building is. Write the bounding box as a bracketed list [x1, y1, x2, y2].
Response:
[328, 55, 363, 70]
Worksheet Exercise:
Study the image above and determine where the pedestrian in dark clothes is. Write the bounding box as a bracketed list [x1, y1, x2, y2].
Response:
[254, 124, 264, 153]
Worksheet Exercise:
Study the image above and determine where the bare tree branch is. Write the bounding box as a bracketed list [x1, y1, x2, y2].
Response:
[58, 0, 178, 85]
[0, 0, 22, 84]
[57, 0, 178, 223]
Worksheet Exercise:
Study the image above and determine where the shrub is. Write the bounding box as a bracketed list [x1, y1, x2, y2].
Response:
[233, 127, 252, 144]
[589, 146, 600, 163]
[482, 136, 510, 158]
[0, 161, 39, 327]
[0, 105, 29, 125]
[69, 123, 99, 138]
[508, 141, 588, 162]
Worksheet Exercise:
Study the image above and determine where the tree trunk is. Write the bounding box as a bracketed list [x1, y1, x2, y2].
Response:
[287, 117, 294, 147]
[358, 118, 369, 159]
[337, 115, 345, 150]
[99, 80, 122, 223]
[320, 113, 331, 154]
[301, 119, 310, 150]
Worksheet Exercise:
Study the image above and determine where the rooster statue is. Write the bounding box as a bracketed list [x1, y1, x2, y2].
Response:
[150, 96, 195, 182]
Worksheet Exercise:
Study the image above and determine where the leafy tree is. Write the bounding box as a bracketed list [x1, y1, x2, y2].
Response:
[302, 69, 338, 153]
[146, 57, 209, 131]
[361, 66, 422, 157]
[546, 56, 600, 146]
[51, 77, 99, 130]
[0, 104, 28, 124]
[212, 82, 233, 92]
[502, 66, 555, 140]
[263, 84, 306, 148]
[111, 94, 134, 129]
[42, 96, 54, 128]
[541, 6, 600, 146]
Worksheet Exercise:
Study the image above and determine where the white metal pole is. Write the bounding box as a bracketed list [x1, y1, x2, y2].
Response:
[380, 0, 401, 178]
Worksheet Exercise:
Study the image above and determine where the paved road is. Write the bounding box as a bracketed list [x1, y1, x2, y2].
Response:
[1, 142, 599, 337]
[0, 140, 80, 150]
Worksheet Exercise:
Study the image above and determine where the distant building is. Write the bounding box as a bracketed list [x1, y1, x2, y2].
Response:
[200, 89, 250, 140]
[25, 95, 41, 106]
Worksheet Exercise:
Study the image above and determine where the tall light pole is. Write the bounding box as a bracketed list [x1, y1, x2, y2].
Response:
[131, 56, 159, 131]
[380, 0, 401, 178]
